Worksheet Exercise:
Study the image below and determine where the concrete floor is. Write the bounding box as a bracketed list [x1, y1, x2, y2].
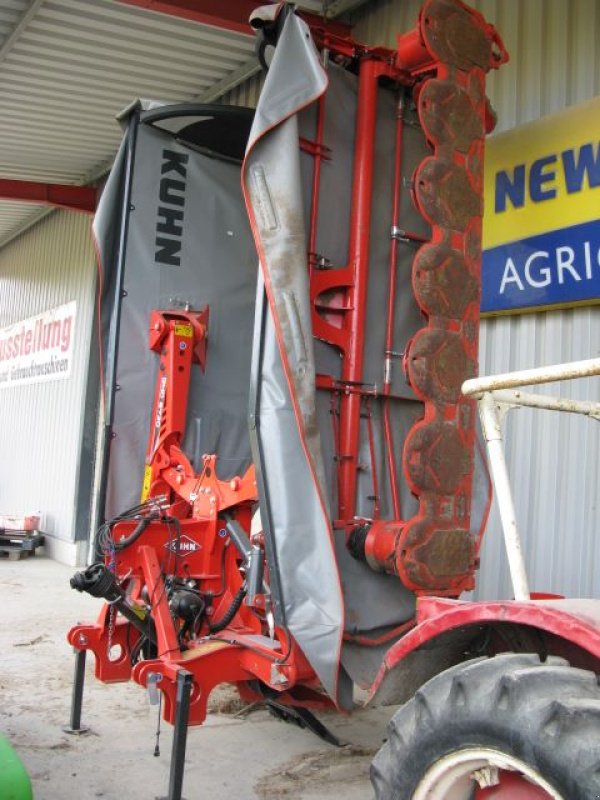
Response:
[0, 556, 397, 799]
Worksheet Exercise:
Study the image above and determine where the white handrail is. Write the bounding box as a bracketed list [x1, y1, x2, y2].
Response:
[462, 357, 600, 397]
[462, 356, 600, 602]
[489, 389, 600, 420]
[477, 392, 530, 601]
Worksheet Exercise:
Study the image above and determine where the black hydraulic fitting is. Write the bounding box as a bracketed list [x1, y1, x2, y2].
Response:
[170, 588, 205, 624]
[70, 563, 157, 645]
[70, 562, 122, 602]
[347, 523, 370, 562]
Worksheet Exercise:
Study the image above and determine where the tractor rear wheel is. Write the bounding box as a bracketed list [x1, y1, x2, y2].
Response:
[371, 653, 600, 800]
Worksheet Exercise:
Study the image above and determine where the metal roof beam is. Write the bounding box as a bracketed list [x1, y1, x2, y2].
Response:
[0, 179, 97, 213]
[0, 0, 45, 66]
[114, 0, 351, 37]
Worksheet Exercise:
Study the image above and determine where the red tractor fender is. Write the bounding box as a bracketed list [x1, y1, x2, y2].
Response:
[369, 596, 600, 704]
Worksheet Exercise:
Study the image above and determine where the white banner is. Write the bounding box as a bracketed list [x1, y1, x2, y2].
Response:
[0, 301, 77, 389]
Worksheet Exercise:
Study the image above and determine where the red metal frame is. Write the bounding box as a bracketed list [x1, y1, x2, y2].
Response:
[0, 179, 97, 213]
[69, 304, 325, 724]
[69, 518, 328, 723]
[370, 596, 600, 701]
[308, 0, 508, 599]
[115, 0, 351, 38]
[140, 308, 256, 515]
[69, 2, 574, 749]
[309, 57, 409, 525]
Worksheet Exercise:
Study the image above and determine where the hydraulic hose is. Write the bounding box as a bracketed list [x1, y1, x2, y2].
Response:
[113, 515, 155, 551]
[209, 585, 247, 633]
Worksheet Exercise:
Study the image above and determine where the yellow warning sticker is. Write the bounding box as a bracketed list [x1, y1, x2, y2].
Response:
[128, 601, 148, 621]
[174, 323, 193, 338]
[141, 465, 152, 502]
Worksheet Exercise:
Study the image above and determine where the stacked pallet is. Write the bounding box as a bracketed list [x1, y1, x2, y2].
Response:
[0, 515, 44, 560]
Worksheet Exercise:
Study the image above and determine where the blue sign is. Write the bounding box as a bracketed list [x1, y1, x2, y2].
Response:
[482, 219, 600, 314]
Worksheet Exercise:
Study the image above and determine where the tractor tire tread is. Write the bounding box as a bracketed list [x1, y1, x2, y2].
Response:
[371, 653, 600, 800]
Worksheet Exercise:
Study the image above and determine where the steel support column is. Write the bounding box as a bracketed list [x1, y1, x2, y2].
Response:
[166, 670, 193, 800]
[63, 648, 90, 735]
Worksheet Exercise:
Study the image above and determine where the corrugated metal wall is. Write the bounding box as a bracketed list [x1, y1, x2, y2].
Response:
[221, 70, 263, 108]
[0, 210, 96, 563]
[352, 0, 600, 128]
[350, 0, 600, 599]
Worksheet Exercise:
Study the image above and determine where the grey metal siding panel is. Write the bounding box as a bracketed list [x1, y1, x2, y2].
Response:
[0, 203, 48, 244]
[350, 0, 422, 46]
[478, 311, 600, 599]
[350, 0, 600, 599]
[0, 0, 30, 50]
[0, 210, 96, 543]
[220, 71, 263, 109]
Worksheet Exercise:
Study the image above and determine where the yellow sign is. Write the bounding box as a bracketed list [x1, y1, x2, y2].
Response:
[482, 96, 600, 314]
[140, 465, 152, 502]
[174, 323, 193, 338]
